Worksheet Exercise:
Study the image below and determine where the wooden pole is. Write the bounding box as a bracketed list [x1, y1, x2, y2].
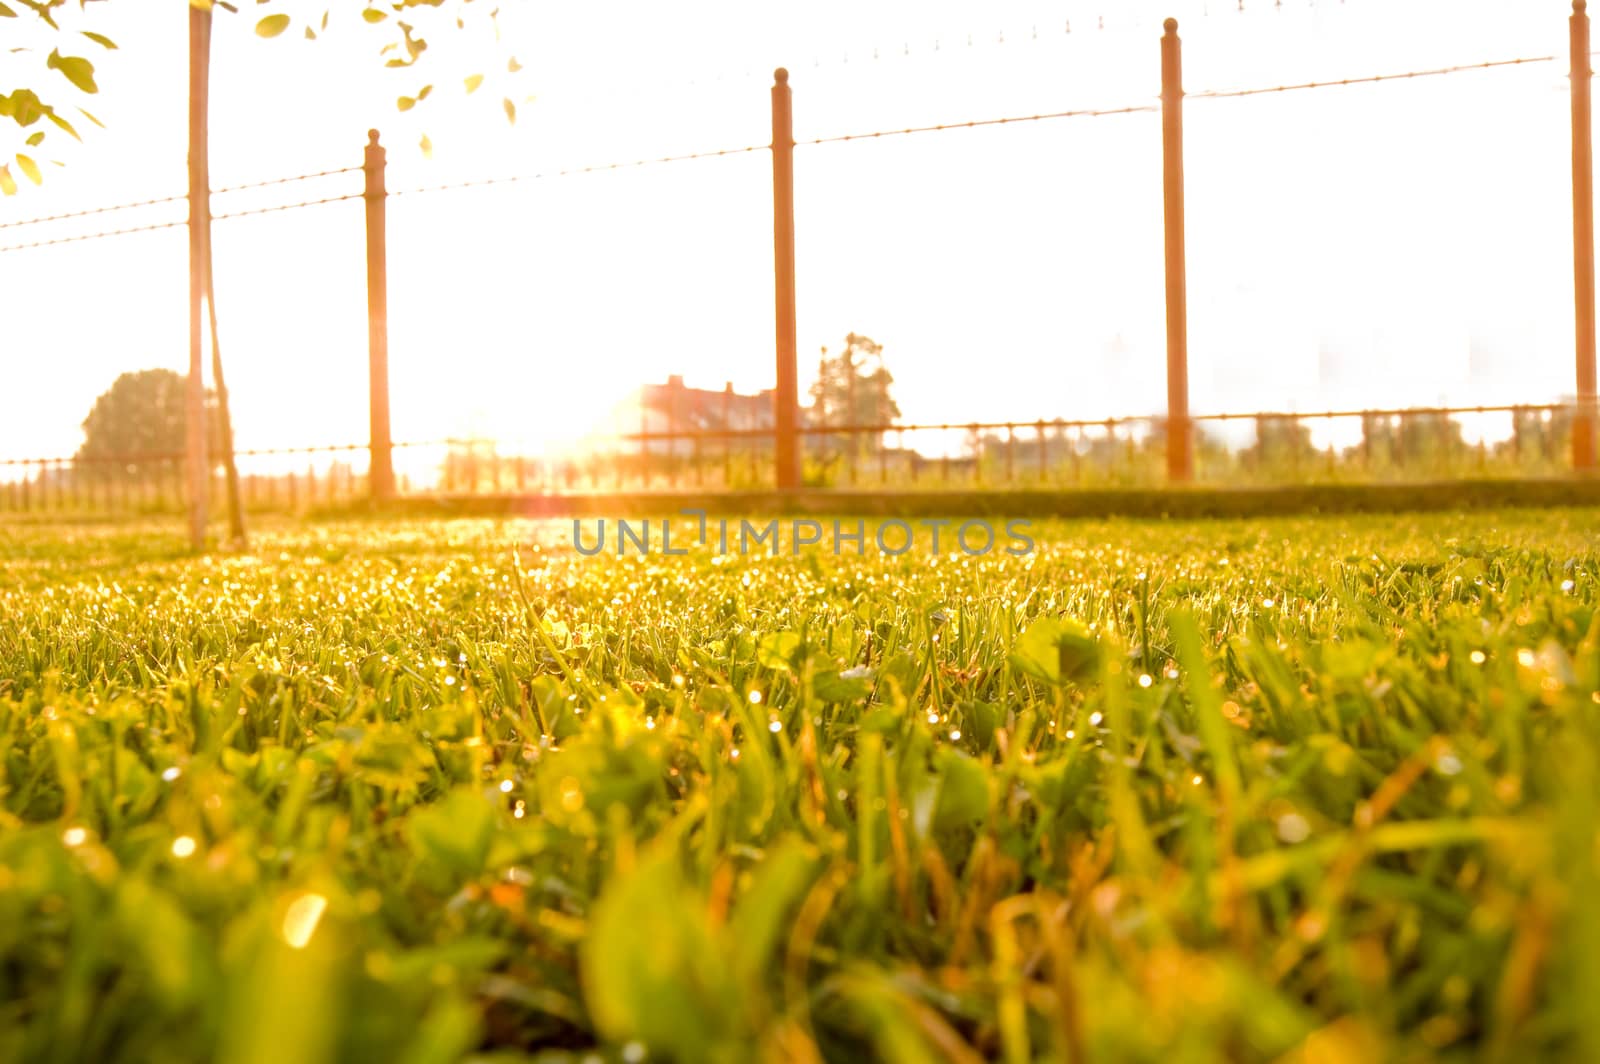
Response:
[1573, 1, 1598, 471]
[771, 69, 801, 491]
[1161, 19, 1193, 483]
[205, 256, 247, 544]
[365, 130, 396, 502]
[185, 3, 210, 549]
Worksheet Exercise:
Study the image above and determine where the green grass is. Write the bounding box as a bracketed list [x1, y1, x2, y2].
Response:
[1, 511, 1597, 1063]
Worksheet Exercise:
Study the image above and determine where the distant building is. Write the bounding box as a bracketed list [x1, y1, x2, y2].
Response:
[624, 375, 803, 456]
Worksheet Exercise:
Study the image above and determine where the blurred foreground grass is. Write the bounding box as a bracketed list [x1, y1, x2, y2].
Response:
[1, 512, 1598, 1063]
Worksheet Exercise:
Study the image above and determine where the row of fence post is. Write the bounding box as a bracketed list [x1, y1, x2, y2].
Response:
[349, 4, 1600, 502]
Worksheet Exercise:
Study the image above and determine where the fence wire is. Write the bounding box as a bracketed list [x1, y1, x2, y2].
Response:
[389, 144, 768, 198]
[802, 102, 1159, 147]
[1189, 54, 1560, 101]
[0, 48, 1573, 246]
[211, 192, 363, 222]
[0, 218, 186, 253]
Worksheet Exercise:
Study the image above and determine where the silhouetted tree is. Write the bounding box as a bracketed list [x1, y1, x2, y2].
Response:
[77, 369, 217, 468]
[810, 333, 901, 455]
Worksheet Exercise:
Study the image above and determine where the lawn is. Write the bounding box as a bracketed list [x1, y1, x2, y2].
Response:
[1, 511, 1597, 1063]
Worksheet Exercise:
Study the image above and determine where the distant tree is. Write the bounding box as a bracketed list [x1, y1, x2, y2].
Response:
[1503, 405, 1571, 465]
[809, 333, 901, 447]
[1242, 414, 1318, 472]
[77, 369, 216, 468]
[1136, 416, 1231, 474]
[1354, 410, 1465, 468]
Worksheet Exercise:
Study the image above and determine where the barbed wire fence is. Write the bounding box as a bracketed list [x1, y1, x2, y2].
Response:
[1, 4, 1597, 511]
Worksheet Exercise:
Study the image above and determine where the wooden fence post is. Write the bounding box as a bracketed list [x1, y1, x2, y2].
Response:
[365, 130, 397, 502]
[1161, 18, 1193, 483]
[185, 3, 211, 549]
[1573, 1, 1598, 471]
[771, 69, 802, 491]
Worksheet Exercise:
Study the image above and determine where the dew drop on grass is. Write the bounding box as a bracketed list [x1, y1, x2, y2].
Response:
[1138, 673, 1153, 688]
[749, 690, 762, 705]
[281, 892, 328, 950]
[171, 836, 197, 858]
[498, 779, 514, 793]
[948, 729, 961, 740]
[62, 827, 87, 847]
[1470, 650, 1486, 664]
[768, 720, 782, 733]
[1275, 814, 1310, 844]
[161, 766, 181, 782]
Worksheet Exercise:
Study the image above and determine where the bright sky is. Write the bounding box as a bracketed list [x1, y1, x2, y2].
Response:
[0, 0, 1585, 466]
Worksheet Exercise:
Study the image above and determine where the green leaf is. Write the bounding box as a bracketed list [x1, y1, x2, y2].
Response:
[6, 90, 43, 126]
[0, 3, 17, 16]
[0, 166, 16, 196]
[362, 6, 388, 22]
[304, 26, 316, 40]
[508, 55, 522, 73]
[418, 133, 432, 158]
[725, 839, 817, 985]
[463, 73, 484, 94]
[115, 880, 204, 1005]
[255, 14, 291, 38]
[409, 788, 496, 877]
[811, 666, 872, 703]
[45, 109, 80, 141]
[81, 31, 117, 50]
[15, 153, 40, 185]
[502, 96, 516, 124]
[581, 849, 731, 1058]
[757, 631, 800, 671]
[933, 747, 989, 830]
[1011, 616, 1100, 686]
[1170, 612, 1242, 802]
[397, 96, 416, 112]
[24, 131, 43, 147]
[46, 51, 99, 95]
